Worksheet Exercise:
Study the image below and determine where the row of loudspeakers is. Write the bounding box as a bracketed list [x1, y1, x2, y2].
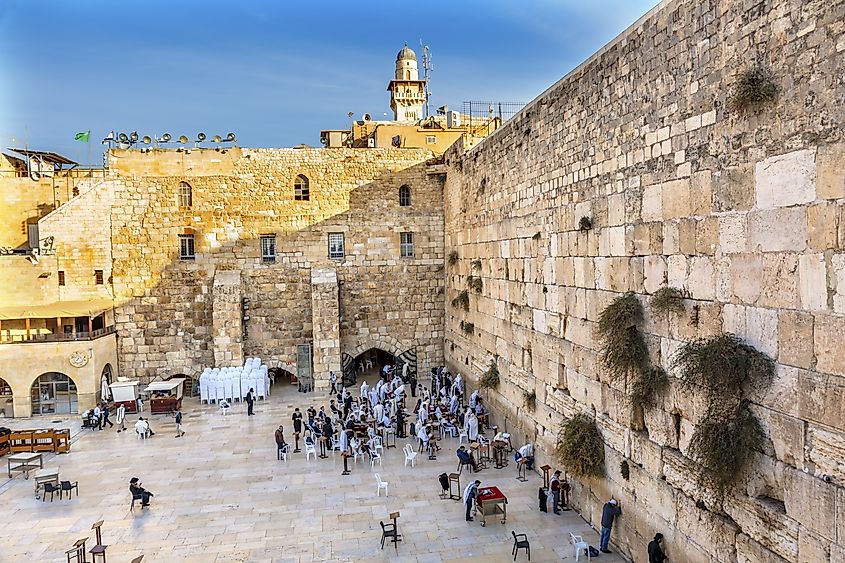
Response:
[117, 132, 237, 144]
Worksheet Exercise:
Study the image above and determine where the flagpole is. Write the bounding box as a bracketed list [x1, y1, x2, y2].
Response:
[86, 130, 91, 171]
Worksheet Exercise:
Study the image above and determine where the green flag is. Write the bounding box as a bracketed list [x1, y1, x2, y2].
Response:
[74, 131, 90, 142]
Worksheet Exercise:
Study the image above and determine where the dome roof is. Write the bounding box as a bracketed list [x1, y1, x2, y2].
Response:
[396, 45, 417, 61]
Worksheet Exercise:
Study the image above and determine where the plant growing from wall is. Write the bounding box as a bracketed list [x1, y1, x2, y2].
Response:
[731, 64, 779, 112]
[452, 289, 470, 312]
[597, 293, 649, 382]
[630, 366, 668, 409]
[479, 357, 500, 389]
[650, 286, 686, 316]
[579, 216, 593, 231]
[554, 413, 605, 478]
[447, 250, 459, 266]
[467, 275, 483, 294]
[532, 232, 541, 241]
[523, 389, 536, 411]
[688, 401, 763, 494]
[672, 333, 775, 396]
[620, 459, 630, 481]
[460, 320, 475, 335]
[471, 259, 482, 271]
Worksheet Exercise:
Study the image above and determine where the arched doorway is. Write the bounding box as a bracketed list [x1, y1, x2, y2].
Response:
[0, 377, 12, 417]
[100, 363, 113, 402]
[30, 372, 78, 415]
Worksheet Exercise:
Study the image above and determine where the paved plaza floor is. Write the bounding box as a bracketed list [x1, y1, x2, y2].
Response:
[0, 381, 625, 562]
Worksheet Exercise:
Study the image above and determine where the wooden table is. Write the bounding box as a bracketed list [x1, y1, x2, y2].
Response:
[476, 486, 508, 527]
[8, 452, 43, 479]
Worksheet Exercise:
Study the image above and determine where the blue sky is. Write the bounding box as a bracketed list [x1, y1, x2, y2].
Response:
[0, 0, 658, 164]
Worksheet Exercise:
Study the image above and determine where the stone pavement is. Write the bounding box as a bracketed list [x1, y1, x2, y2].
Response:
[0, 382, 626, 562]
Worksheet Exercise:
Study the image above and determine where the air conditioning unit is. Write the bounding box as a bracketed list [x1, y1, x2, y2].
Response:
[447, 111, 461, 128]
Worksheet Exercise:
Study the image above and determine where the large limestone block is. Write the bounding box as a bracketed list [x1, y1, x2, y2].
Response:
[753, 405, 804, 466]
[736, 533, 790, 563]
[759, 253, 801, 309]
[643, 255, 667, 294]
[730, 254, 763, 304]
[642, 184, 663, 222]
[784, 467, 836, 541]
[744, 306, 778, 358]
[832, 254, 845, 313]
[674, 493, 738, 563]
[808, 203, 838, 251]
[713, 164, 754, 212]
[817, 143, 845, 200]
[798, 370, 845, 431]
[806, 424, 845, 482]
[798, 528, 831, 563]
[755, 149, 816, 209]
[723, 496, 799, 561]
[799, 253, 828, 312]
[777, 311, 815, 369]
[815, 315, 845, 377]
[662, 179, 692, 219]
[748, 208, 808, 252]
[719, 214, 748, 254]
[687, 256, 716, 300]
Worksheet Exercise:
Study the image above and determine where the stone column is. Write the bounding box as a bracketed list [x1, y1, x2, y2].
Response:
[310, 267, 341, 391]
[212, 271, 244, 367]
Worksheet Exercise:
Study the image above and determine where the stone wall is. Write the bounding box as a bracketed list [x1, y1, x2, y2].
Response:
[105, 147, 445, 381]
[443, 0, 845, 561]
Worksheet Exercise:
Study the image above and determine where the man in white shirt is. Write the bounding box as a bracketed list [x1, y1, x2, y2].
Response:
[134, 417, 154, 437]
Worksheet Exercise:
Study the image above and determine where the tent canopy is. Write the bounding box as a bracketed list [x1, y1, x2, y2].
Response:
[0, 299, 114, 320]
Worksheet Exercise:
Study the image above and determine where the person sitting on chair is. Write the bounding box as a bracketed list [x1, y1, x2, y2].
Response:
[275, 425, 287, 457]
[129, 477, 154, 506]
[515, 442, 534, 470]
[456, 445, 479, 472]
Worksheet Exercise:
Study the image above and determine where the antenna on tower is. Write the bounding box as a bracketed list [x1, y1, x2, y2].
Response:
[420, 40, 433, 118]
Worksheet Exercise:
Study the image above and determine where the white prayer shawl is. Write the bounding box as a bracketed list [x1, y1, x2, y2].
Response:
[115, 405, 125, 425]
[469, 390, 479, 409]
[374, 403, 384, 423]
[379, 385, 388, 402]
[467, 412, 479, 441]
[360, 382, 369, 398]
[449, 395, 459, 415]
[463, 482, 478, 504]
[418, 407, 428, 425]
[417, 424, 429, 443]
[340, 430, 349, 452]
[402, 363, 409, 379]
[369, 388, 378, 407]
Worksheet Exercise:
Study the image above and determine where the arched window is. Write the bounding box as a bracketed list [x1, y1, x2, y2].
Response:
[178, 182, 192, 207]
[399, 185, 411, 207]
[294, 175, 310, 201]
[30, 372, 78, 415]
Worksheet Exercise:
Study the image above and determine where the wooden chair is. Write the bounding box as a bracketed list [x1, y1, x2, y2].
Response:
[90, 520, 107, 562]
[512, 531, 530, 561]
[379, 520, 398, 551]
[60, 480, 79, 499]
[65, 538, 87, 563]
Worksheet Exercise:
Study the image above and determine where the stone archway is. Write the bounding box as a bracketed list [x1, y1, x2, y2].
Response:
[342, 336, 417, 387]
[30, 372, 79, 415]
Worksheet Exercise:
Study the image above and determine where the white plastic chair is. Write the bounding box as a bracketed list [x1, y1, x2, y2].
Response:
[458, 426, 469, 445]
[571, 533, 590, 561]
[403, 444, 418, 467]
[375, 473, 388, 496]
[371, 450, 382, 468]
[219, 400, 230, 416]
[370, 436, 384, 457]
[305, 438, 317, 461]
[278, 443, 289, 463]
[331, 437, 341, 456]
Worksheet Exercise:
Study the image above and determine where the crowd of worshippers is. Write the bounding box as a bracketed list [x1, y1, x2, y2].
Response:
[275, 364, 416, 461]
[273, 365, 486, 461]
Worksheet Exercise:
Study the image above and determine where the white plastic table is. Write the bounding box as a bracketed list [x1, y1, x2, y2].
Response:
[7, 452, 43, 479]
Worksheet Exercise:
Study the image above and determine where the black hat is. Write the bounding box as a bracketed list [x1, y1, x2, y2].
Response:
[130, 477, 139, 484]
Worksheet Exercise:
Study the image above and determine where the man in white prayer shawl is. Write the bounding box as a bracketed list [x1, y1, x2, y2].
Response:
[360, 381, 369, 398]
[466, 408, 479, 441]
[449, 393, 460, 415]
[469, 389, 479, 409]
[374, 402, 385, 424]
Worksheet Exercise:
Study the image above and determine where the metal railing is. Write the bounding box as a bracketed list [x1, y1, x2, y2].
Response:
[461, 101, 526, 138]
[0, 167, 108, 179]
[0, 325, 116, 344]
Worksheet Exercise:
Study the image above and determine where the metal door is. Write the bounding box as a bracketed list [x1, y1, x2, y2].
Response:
[341, 352, 356, 387]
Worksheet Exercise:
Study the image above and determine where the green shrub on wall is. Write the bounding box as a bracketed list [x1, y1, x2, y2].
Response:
[597, 293, 649, 382]
[555, 414, 605, 478]
[731, 64, 779, 112]
[523, 389, 536, 411]
[630, 366, 668, 409]
[688, 401, 763, 493]
[467, 275, 483, 294]
[672, 333, 775, 396]
[650, 286, 686, 316]
[447, 250, 459, 266]
[459, 320, 475, 335]
[479, 358, 500, 389]
[451, 289, 470, 312]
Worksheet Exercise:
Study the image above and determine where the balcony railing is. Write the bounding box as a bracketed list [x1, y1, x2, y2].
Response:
[0, 325, 116, 344]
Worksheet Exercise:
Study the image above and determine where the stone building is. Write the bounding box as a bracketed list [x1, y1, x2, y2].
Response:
[1, 2, 845, 560]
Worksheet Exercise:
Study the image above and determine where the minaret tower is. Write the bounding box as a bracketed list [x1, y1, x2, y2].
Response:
[387, 43, 426, 122]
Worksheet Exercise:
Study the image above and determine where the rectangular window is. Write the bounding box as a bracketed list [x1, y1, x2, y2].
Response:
[27, 223, 39, 249]
[328, 232, 345, 260]
[179, 234, 195, 260]
[58, 271, 66, 286]
[94, 270, 104, 285]
[426, 135, 436, 144]
[400, 232, 414, 258]
[260, 235, 276, 262]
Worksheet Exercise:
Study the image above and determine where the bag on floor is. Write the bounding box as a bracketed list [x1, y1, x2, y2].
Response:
[585, 546, 600, 557]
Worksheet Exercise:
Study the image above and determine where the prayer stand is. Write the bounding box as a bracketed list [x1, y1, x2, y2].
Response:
[540, 464, 552, 489]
